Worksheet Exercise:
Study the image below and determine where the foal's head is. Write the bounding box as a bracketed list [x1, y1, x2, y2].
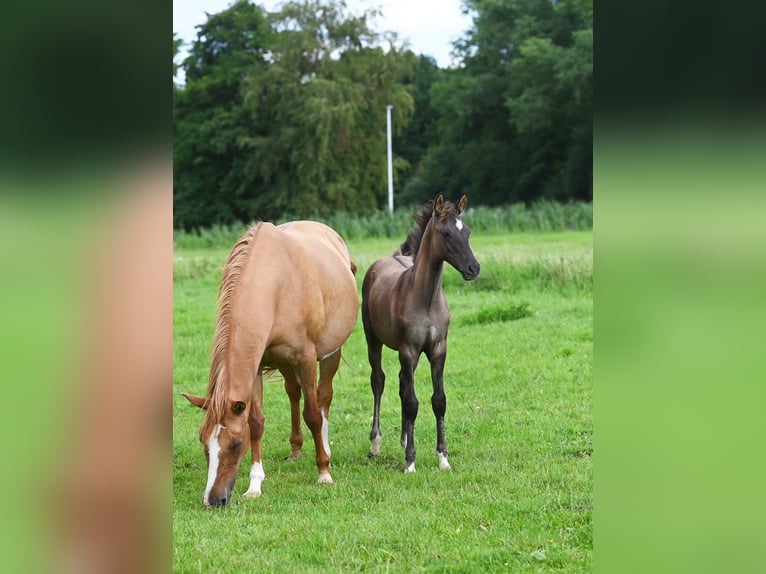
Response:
[182, 392, 251, 507]
[429, 194, 480, 280]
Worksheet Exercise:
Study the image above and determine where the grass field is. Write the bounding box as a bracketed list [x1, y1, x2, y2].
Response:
[173, 229, 592, 573]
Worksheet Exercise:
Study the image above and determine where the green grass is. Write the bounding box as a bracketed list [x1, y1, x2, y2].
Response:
[173, 201, 592, 249]
[173, 230, 592, 573]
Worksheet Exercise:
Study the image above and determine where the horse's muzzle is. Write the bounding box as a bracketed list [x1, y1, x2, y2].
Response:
[206, 493, 229, 508]
[462, 262, 480, 281]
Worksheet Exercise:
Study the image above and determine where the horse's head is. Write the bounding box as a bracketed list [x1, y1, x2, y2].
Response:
[181, 392, 250, 507]
[431, 193, 480, 281]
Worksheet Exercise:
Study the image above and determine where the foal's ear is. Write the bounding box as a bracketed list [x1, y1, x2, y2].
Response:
[433, 193, 445, 215]
[181, 392, 208, 410]
[456, 194, 468, 215]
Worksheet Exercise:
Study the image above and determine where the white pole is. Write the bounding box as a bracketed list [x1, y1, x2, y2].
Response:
[386, 104, 394, 214]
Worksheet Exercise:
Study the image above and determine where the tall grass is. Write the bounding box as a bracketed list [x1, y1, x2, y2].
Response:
[173, 201, 592, 250]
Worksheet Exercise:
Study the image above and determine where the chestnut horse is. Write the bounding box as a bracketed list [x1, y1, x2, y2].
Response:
[182, 221, 358, 507]
[362, 194, 480, 473]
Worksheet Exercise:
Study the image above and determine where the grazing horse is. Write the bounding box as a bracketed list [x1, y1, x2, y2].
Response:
[182, 221, 358, 507]
[362, 194, 480, 473]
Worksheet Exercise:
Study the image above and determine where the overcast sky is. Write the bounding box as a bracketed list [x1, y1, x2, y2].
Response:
[173, 0, 473, 73]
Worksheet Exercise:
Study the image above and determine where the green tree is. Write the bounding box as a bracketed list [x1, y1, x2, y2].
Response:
[240, 0, 415, 217]
[173, 0, 273, 229]
[405, 0, 592, 205]
[394, 54, 443, 206]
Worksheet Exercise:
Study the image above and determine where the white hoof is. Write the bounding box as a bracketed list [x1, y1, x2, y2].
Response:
[404, 462, 416, 473]
[243, 461, 265, 498]
[317, 471, 333, 485]
[437, 452, 452, 470]
[370, 435, 381, 456]
[242, 488, 262, 499]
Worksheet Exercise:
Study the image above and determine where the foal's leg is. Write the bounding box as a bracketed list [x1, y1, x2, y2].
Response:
[427, 341, 451, 470]
[398, 348, 419, 473]
[281, 367, 303, 461]
[366, 336, 386, 457]
[244, 372, 266, 498]
[318, 349, 341, 460]
[296, 357, 333, 484]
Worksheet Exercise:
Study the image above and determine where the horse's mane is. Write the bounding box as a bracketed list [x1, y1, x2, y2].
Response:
[395, 198, 458, 258]
[200, 223, 261, 439]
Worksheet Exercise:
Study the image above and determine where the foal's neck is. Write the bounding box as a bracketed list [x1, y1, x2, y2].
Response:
[411, 221, 444, 310]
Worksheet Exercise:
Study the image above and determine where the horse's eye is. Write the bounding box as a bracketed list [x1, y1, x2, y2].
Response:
[229, 439, 243, 452]
[441, 230, 450, 238]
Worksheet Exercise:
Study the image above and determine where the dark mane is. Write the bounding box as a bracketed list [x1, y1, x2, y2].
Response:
[395, 198, 458, 258]
[200, 222, 261, 440]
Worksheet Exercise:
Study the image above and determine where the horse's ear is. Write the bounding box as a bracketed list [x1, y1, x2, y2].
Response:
[456, 194, 468, 215]
[433, 193, 444, 215]
[181, 392, 208, 410]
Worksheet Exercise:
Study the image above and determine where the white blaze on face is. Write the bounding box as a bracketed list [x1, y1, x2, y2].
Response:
[321, 408, 331, 457]
[455, 218, 463, 231]
[203, 424, 223, 506]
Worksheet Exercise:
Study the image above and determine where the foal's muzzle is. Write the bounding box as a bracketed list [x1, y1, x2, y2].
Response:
[462, 261, 480, 281]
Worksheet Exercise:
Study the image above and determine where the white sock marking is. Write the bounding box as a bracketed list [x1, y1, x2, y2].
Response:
[404, 462, 416, 473]
[455, 218, 463, 231]
[243, 461, 265, 498]
[203, 424, 223, 505]
[321, 408, 331, 457]
[437, 451, 451, 470]
[370, 434, 381, 456]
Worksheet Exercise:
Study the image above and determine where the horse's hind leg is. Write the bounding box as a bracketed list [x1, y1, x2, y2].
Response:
[427, 344, 451, 470]
[317, 349, 340, 464]
[366, 334, 385, 457]
[244, 371, 266, 498]
[296, 358, 333, 484]
[398, 348, 420, 473]
[281, 368, 303, 461]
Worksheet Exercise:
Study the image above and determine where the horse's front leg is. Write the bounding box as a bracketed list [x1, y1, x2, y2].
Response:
[398, 348, 419, 473]
[281, 368, 303, 461]
[243, 372, 266, 498]
[427, 341, 451, 470]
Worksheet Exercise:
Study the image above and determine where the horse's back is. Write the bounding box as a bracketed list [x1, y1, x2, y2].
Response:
[241, 221, 358, 362]
[277, 221, 352, 268]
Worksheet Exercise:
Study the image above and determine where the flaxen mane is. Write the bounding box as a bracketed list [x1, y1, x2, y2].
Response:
[395, 198, 459, 258]
[200, 223, 261, 440]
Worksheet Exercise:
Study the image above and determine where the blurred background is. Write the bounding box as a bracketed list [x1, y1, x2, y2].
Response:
[1, 0, 764, 571]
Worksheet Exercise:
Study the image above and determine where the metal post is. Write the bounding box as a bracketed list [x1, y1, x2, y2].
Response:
[386, 105, 394, 214]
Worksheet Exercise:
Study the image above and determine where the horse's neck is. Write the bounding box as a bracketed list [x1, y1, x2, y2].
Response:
[411, 226, 444, 309]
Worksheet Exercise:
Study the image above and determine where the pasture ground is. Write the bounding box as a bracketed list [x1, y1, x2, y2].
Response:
[173, 230, 592, 573]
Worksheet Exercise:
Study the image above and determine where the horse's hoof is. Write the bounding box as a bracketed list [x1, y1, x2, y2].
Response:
[369, 435, 381, 456]
[285, 451, 301, 462]
[437, 452, 452, 470]
[242, 489, 262, 499]
[404, 462, 416, 473]
[317, 471, 333, 485]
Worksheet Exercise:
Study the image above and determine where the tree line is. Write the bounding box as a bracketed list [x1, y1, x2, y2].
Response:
[173, 0, 592, 230]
